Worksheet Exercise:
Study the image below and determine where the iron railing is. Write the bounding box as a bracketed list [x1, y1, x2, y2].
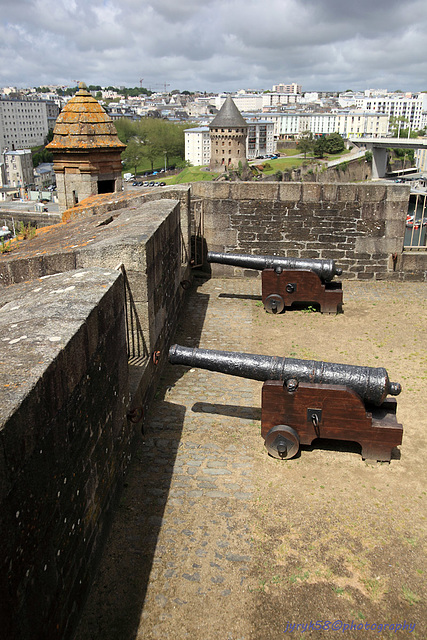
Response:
[404, 192, 427, 250]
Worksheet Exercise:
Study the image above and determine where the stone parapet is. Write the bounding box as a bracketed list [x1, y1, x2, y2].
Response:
[191, 181, 417, 281]
[0, 269, 130, 640]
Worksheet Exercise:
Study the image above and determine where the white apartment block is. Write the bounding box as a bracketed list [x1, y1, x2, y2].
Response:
[338, 91, 427, 132]
[214, 92, 301, 113]
[185, 120, 275, 165]
[272, 83, 302, 94]
[0, 97, 49, 154]
[261, 93, 301, 109]
[335, 112, 389, 138]
[185, 127, 211, 166]
[3, 149, 34, 187]
[214, 94, 264, 112]
[415, 145, 427, 173]
[246, 121, 275, 158]
[261, 111, 388, 140]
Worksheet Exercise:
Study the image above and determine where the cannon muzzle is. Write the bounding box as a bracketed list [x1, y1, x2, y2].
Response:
[207, 252, 342, 282]
[168, 345, 401, 406]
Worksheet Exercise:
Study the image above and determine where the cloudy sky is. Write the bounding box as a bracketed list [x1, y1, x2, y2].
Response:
[1, 0, 427, 93]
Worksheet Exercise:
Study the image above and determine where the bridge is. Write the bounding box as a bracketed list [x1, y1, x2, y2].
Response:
[349, 136, 427, 179]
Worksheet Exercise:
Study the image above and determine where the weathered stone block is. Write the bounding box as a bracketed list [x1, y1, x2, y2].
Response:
[278, 182, 302, 203]
[301, 183, 322, 202]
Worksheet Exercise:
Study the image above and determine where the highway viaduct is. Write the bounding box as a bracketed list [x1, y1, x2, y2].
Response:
[349, 136, 427, 179]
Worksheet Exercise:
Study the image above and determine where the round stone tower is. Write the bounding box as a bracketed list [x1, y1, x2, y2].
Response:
[209, 96, 248, 172]
[46, 83, 126, 212]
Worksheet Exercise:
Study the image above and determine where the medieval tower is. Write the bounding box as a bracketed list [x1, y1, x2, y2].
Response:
[47, 83, 126, 212]
[209, 95, 248, 172]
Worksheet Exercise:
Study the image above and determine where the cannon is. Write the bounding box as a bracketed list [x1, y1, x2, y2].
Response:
[169, 345, 403, 462]
[207, 251, 343, 314]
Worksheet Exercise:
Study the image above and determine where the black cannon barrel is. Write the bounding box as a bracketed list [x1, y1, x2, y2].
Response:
[207, 251, 342, 282]
[169, 345, 401, 406]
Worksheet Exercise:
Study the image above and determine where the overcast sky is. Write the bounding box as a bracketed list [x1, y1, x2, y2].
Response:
[1, 0, 426, 93]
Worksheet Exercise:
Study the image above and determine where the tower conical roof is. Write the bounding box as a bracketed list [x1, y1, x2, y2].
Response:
[209, 96, 247, 128]
[47, 84, 126, 151]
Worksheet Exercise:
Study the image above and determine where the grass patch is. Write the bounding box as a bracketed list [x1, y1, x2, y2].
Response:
[276, 147, 302, 157]
[261, 157, 310, 174]
[402, 586, 421, 605]
[163, 166, 220, 184]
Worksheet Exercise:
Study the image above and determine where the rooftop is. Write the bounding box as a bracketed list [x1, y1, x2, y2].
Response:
[210, 95, 248, 129]
[46, 83, 126, 151]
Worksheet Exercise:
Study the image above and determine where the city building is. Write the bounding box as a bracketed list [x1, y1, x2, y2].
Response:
[185, 118, 275, 166]
[0, 96, 49, 153]
[261, 111, 389, 140]
[272, 82, 302, 94]
[209, 96, 248, 171]
[184, 126, 211, 166]
[338, 91, 427, 133]
[3, 149, 34, 188]
[34, 162, 55, 189]
[46, 83, 126, 212]
[246, 120, 275, 158]
[335, 112, 389, 138]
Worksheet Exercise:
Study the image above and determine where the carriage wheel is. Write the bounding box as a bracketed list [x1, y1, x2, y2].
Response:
[264, 294, 285, 314]
[264, 425, 300, 459]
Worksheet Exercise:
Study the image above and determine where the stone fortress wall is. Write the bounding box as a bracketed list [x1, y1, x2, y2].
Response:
[0, 181, 426, 639]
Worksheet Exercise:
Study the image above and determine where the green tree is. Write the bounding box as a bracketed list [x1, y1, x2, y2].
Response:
[313, 137, 327, 158]
[324, 133, 345, 154]
[389, 116, 409, 137]
[121, 138, 143, 176]
[298, 131, 314, 158]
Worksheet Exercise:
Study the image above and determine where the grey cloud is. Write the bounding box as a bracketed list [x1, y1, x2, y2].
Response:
[0, 0, 426, 91]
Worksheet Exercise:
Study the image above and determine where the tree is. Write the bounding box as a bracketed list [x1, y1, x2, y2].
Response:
[44, 129, 54, 145]
[298, 131, 314, 158]
[313, 137, 327, 158]
[389, 116, 409, 138]
[324, 133, 345, 155]
[121, 138, 143, 176]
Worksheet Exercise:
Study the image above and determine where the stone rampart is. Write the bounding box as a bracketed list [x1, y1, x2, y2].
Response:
[191, 181, 425, 281]
[0, 197, 188, 639]
[0, 269, 130, 639]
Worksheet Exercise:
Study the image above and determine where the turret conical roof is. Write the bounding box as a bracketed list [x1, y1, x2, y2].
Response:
[209, 95, 247, 128]
[47, 84, 126, 151]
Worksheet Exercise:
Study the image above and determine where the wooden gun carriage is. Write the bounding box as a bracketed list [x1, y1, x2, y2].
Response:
[169, 345, 403, 462]
[207, 251, 343, 314]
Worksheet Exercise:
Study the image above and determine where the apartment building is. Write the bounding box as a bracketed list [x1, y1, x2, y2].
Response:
[0, 97, 49, 153]
[184, 126, 211, 166]
[335, 112, 389, 138]
[338, 91, 427, 132]
[272, 83, 302, 94]
[246, 120, 275, 158]
[261, 111, 388, 140]
[3, 149, 34, 187]
[415, 144, 427, 173]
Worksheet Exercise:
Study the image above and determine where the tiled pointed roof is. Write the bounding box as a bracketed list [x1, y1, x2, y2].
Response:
[209, 95, 247, 128]
[47, 83, 126, 151]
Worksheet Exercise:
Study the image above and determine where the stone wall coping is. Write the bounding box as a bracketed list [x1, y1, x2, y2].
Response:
[0, 268, 121, 425]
